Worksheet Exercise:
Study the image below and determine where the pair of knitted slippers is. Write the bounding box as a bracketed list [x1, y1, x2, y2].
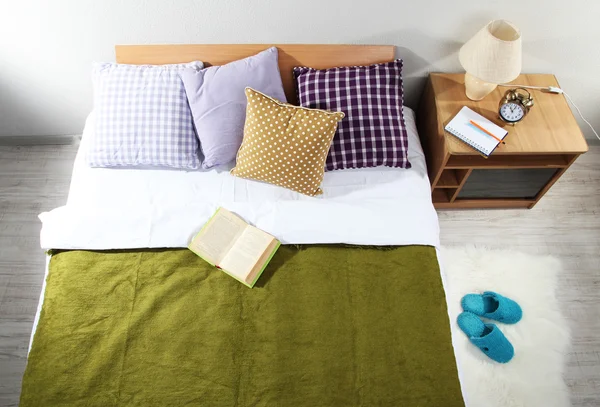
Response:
[457, 291, 522, 363]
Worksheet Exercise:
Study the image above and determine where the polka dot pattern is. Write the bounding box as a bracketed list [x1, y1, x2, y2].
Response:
[231, 88, 345, 196]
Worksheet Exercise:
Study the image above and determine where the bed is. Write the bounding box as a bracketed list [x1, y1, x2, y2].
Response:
[24, 45, 465, 406]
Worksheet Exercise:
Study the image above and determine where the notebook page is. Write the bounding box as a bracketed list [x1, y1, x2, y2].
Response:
[445, 107, 508, 155]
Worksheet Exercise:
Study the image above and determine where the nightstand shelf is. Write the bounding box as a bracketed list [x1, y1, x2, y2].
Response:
[432, 188, 453, 203]
[417, 73, 588, 209]
[437, 169, 461, 188]
[444, 154, 574, 169]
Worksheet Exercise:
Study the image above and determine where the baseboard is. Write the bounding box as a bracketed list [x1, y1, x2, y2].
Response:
[0, 135, 76, 146]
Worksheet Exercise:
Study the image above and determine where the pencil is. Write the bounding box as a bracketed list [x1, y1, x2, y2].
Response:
[469, 120, 506, 144]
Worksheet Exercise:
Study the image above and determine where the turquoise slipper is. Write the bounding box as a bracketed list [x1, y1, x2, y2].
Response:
[461, 291, 522, 324]
[457, 311, 514, 363]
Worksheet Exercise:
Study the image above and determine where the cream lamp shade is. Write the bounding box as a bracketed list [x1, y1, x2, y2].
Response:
[459, 20, 522, 100]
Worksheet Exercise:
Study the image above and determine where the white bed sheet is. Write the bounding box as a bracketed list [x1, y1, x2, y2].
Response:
[39, 107, 440, 250]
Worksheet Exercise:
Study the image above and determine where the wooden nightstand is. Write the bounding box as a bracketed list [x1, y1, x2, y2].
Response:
[416, 73, 589, 209]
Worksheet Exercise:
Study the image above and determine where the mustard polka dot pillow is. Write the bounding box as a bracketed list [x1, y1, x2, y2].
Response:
[231, 88, 345, 196]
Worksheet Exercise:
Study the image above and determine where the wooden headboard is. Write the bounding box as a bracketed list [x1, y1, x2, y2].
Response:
[115, 44, 395, 104]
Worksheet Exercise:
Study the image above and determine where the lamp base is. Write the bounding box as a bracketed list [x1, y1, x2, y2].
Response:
[464, 73, 497, 101]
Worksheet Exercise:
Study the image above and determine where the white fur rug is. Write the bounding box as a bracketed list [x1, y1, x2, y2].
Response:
[440, 247, 571, 407]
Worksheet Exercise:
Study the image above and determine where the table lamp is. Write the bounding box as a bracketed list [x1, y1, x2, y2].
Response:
[459, 20, 522, 101]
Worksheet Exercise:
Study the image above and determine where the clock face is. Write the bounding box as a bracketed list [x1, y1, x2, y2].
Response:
[500, 102, 525, 122]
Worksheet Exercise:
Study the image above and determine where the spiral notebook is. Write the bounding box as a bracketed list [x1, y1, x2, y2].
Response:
[445, 106, 508, 157]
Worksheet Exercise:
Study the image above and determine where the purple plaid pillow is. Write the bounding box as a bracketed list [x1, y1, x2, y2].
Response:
[293, 60, 410, 171]
[88, 61, 203, 169]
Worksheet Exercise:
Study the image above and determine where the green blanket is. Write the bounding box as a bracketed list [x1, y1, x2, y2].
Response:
[22, 246, 464, 407]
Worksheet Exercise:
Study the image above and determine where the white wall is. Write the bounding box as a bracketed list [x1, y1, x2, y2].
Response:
[0, 0, 598, 139]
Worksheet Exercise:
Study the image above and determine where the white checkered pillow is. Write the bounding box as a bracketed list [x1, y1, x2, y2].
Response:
[87, 62, 203, 169]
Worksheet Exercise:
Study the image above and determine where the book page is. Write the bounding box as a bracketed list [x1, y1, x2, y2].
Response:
[244, 239, 280, 286]
[189, 208, 248, 265]
[219, 226, 274, 282]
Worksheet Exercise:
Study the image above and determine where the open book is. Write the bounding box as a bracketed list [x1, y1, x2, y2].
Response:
[188, 207, 280, 288]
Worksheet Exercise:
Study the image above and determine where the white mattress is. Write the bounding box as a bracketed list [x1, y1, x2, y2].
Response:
[39, 107, 439, 250]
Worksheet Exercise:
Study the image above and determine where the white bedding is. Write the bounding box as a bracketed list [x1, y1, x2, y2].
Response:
[33, 108, 468, 402]
[39, 107, 439, 250]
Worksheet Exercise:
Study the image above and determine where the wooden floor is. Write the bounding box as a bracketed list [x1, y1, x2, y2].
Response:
[0, 143, 598, 407]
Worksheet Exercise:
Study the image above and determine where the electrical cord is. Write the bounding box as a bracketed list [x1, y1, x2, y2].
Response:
[498, 83, 600, 141]
[562, 92, 600, 141]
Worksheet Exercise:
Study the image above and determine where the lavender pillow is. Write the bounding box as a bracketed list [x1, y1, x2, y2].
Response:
[293, 60, 411, 171]
[88, 61, 203, 169]
[181, 47, 287, 169]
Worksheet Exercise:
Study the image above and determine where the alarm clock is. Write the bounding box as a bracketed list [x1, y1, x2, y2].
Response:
[498, 88, 534, 125]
